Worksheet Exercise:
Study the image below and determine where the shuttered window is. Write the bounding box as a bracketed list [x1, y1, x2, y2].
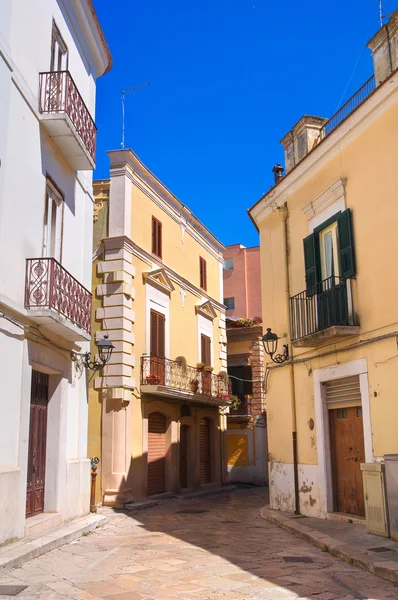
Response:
[152, 216, 162, 258]
[150, 309, 165, 357]
[199, 256, 207, 290]
[324, 375, 361, 409]
[201, 334, 211, 366]
[303, 209, 355, 292]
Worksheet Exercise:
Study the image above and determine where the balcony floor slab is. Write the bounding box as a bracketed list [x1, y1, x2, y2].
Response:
[292, 325, 360, 348]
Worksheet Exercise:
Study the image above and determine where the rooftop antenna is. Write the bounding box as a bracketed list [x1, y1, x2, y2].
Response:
[121, 82, 150, 149]
[379, 0, 383, 27]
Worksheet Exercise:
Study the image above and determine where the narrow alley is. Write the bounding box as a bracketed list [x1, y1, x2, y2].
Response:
[0, 488, 396, 600]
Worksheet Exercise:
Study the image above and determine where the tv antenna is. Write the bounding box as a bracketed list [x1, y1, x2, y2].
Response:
[121, 82, 150, 149]
[379, 0, 383, 27]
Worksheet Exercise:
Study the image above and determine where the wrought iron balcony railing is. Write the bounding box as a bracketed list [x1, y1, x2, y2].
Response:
[141, 355, 232, 401]
[290, 276, 356, 342]
[39, 71, 97, 163]
[321, 76, 376, 137]
[25, 258, 92, 335]
[229, 395, 253, 418]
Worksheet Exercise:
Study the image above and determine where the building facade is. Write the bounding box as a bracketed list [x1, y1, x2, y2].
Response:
[223, 244, 262, 318]
[222, 245, 267, 485]
[90, 150, 229, 507]
[0, 1, 111, 543]
[249, 12, 398, 522]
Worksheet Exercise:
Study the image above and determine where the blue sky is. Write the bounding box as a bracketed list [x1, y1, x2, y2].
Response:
[93, 0, 394, 248]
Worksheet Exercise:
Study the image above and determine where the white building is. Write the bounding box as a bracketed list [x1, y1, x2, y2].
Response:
[0, 1, 111, 543]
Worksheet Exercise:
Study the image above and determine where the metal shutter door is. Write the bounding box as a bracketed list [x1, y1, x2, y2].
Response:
[147, 412, 166, 496]
[325, 375, 361, 409]
[200, 418, 211, 484]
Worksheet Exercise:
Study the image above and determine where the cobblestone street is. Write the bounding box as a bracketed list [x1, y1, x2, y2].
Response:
[1, 488, 397, 600]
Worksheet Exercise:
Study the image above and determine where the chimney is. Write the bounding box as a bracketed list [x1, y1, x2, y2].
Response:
[367, 10, 398, 85]
[272, 163, 284, 184]
[280, 115, 327, 173]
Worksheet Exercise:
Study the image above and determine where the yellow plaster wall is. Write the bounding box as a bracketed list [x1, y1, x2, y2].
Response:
[131, 184, 221, 301]
[227, 434, 249, 466]
[227, 339, 253, 356]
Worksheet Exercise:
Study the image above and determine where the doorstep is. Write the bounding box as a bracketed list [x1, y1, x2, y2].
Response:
[261, 506, 398, 584]
[176, 483, 237, 501]
[24, 512, 62, 537]
[0, 512, 106, 576]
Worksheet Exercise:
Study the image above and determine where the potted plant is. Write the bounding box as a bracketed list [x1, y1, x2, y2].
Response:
[146, 374, 160, 385]
[190, 378, 199, 393]
[196, 363, 205, 372]
[217, 370, 228, 381]
[175, 356, 187, 372]
[204, 365, 214, 373]
[229, 395, 240, 410]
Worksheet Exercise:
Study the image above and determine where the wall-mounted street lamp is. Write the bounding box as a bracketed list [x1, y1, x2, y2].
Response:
[73, 335, 115, 373]
[261, 328, 289, 364]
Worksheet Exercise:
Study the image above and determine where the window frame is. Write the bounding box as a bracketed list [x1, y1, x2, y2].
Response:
[224, 297, 235, 310]
[199, 256, 207, 291]
[50, 22, 68, 72]
[43, 177, 64, 263]
[152, 216, 162, 259]
[223, 258, 234, 271]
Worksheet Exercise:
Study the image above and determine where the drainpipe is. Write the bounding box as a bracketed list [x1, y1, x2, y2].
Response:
[278, 206, 300, 514]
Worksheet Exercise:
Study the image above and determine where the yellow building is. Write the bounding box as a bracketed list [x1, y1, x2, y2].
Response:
[90, 150, 229, 506]
[248, 13, 398, 525]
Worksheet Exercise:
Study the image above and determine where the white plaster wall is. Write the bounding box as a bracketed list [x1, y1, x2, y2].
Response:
[268, 461, 295, 512]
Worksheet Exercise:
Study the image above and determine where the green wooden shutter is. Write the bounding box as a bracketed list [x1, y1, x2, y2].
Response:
[303, 233, 320, 294]
[338, 209, 355, 278]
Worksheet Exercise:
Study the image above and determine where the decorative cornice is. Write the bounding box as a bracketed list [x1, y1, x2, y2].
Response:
[302, 178, 346, 220]
[143, 268, 175, 295]
[195, 300, 218, 321]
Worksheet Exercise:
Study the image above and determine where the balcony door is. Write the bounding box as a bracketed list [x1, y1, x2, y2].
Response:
[201, 334, 211, 395]
[318, 223, 349, 330]
[50, 23, 68, 72]
[150, 309, 165, 385]
[43, 180, 63, 263]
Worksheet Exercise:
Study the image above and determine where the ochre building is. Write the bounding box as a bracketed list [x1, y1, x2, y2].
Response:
[90, 150, 229, 506]
[249, 12, 398, 528]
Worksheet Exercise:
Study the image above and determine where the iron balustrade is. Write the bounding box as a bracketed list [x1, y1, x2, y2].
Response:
[229, 395, 253, 417]
[141, 355, 232, 400]
[290, 276, 355, 341]
[39, 71, 97, 162]
[25, 258, 92, 335]
[321, 76, 376, 137]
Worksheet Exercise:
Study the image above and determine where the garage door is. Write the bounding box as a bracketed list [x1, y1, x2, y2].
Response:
[148, 412, 166, 496]
[200, 418, 211, 484]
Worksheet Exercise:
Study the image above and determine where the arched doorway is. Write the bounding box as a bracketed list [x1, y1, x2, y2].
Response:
[179, 424, 189, 489]
[200, 418, 211, 484]
[147, 412, 166, 496]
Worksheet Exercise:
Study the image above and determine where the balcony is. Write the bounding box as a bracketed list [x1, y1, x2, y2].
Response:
[39, 71, 96, 170]
[140, 356, 232, 407]
[290, 276, 359, 348]
[228, 396, 253, 421]
[25, 258, 92, 341]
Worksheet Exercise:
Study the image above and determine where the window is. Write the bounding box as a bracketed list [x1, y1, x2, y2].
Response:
[51, 22, 68, 72]
[228, 366, 252, 398]
[152, 216, 162, 259]
[43, 179, 63, 262]
[199, 257, 207, 291]
[150, 309, 165, 357]
[201, 334, 211, 366]
[303, 209, 355, 293]
[224, 258, 234, 271]
[224, 297, 235, 310]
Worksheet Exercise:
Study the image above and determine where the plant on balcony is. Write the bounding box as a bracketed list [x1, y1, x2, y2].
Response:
[217, 370, 228, 381]
[196, 363, 205, 372]
[229, 395, 240, 410]
[204, 365, 214, 373]
[175, 356, 187, 373]
[146, 374, 160, 385]
[190, 378, 199, 393]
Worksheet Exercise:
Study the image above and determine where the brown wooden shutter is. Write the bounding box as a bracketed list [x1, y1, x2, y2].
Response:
[200, 257, 207, 290]
[152, 217, 162, 258]
[200, 419, 211, 484]
[150, 310, 165, 357]
[158, 313, 165, 358]
[201, 334, 211, 366]
[147, 412, 166, 495]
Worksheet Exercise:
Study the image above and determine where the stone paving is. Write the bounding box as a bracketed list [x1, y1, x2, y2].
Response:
[0, 487, 397, 599]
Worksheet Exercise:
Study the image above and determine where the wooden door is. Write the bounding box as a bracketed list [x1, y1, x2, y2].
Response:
[201, 334, 212, 395]
[26, 371, 49, 518]
[147, 412, 166, 496]
[150, 309, 165, 384]
[200, 418, 211, 484]
[180, 425, 189, 489]
[329, 406, 365, 516]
